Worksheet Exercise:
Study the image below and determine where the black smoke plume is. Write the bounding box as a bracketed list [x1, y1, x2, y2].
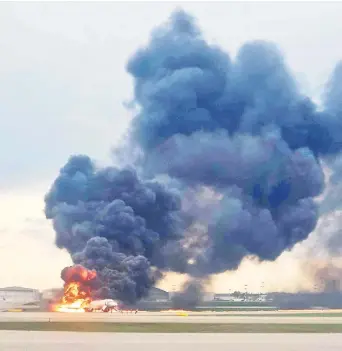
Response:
[45, 158, 185, 303]
[171, 280, 204, 310]
[45, 10, 342, 304]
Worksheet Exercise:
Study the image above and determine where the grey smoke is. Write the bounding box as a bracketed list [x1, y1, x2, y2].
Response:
[171, 280, 204, 310]
[45, 10, 342, 304]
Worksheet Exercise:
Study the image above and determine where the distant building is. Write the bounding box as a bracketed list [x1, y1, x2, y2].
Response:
[214, 293, 244, 302]
[143, 287, 169, 302]
[0, 286, 40, 303]
[41, 288, 63, 301]
[214, 293, 270, 303]
[255, 294, 268, 302]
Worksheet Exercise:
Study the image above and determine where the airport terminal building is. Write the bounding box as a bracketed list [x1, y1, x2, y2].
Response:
[0, 286, 40, 303]
[143, 287, 169, 302]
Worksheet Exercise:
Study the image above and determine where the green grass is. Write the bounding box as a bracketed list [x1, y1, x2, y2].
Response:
[187, 312, 342, 318]
[230, 313, 342, 318]
[1, 322, 342, 333]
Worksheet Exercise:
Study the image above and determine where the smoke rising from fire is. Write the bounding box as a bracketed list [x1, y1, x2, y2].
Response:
[45, 158, 186, 303]
[171, 280, 204, 310]
[45, 10, 342, 304]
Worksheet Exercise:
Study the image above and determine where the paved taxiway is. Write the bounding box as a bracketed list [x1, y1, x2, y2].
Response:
[1, 331, 341, 350]
[2, 311, 342, 324]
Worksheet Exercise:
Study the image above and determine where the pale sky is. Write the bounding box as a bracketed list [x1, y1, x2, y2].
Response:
[1, 1, 342, 292]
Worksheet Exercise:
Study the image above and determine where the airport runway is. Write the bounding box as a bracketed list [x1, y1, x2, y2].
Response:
[1, 331, 341, 350]
[2, 311, 342, 324]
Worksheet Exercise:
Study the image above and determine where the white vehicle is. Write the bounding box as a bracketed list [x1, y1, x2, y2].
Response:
[85, 299, 119, 313]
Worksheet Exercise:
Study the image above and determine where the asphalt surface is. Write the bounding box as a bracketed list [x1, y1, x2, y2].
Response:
[2, 311, 342, 324]
[1, 331, 341, 350]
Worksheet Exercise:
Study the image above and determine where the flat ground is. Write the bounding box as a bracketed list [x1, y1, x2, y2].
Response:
[2, 311, 342, 324]
[1, 331, 342, 350]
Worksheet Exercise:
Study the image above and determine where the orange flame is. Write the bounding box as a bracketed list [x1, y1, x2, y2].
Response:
[51, 265, 97, 313]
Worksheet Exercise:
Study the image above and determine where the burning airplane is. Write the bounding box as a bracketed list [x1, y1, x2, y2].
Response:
[45, 9, 342, 309]
[50, 265, 134, 313]
[85, 299, 119, 313]
[51, 265, 98, 313]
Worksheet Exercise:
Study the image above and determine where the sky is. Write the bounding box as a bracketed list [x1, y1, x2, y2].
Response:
[1, 1, 342, 292]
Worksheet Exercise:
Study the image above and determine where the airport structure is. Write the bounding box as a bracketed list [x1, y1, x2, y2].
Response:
[142, 287, 169, 302]
[0, 286, 40, 303]
[3, 285, 342, 311]
[0, 286, 41, 311]
[214, 293, 269, 303]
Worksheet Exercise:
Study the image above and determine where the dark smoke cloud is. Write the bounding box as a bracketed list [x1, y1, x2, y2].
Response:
[45, 156, 187, 303]
[126, 10, 335, 273]
[171, 280, 204, 310]
[46, 10, 342, 303]
[312, 60, 342, 257]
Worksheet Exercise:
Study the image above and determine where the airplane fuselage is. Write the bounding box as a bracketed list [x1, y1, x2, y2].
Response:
[85, 299, 118, 312]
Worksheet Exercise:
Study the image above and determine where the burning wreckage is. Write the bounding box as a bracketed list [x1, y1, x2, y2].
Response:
[45, 10, 342, 311]
[50, 265, 128, 313]
[50, 265, 96, 313]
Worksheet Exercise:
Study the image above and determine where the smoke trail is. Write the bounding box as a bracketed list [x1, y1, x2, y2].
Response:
[171, 280, 204, 310]
[45, 10, 342, 303]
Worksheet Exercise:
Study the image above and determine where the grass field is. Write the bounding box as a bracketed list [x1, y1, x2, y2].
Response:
[190, 312, 342, 317]
[2, 322, 342, 333]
